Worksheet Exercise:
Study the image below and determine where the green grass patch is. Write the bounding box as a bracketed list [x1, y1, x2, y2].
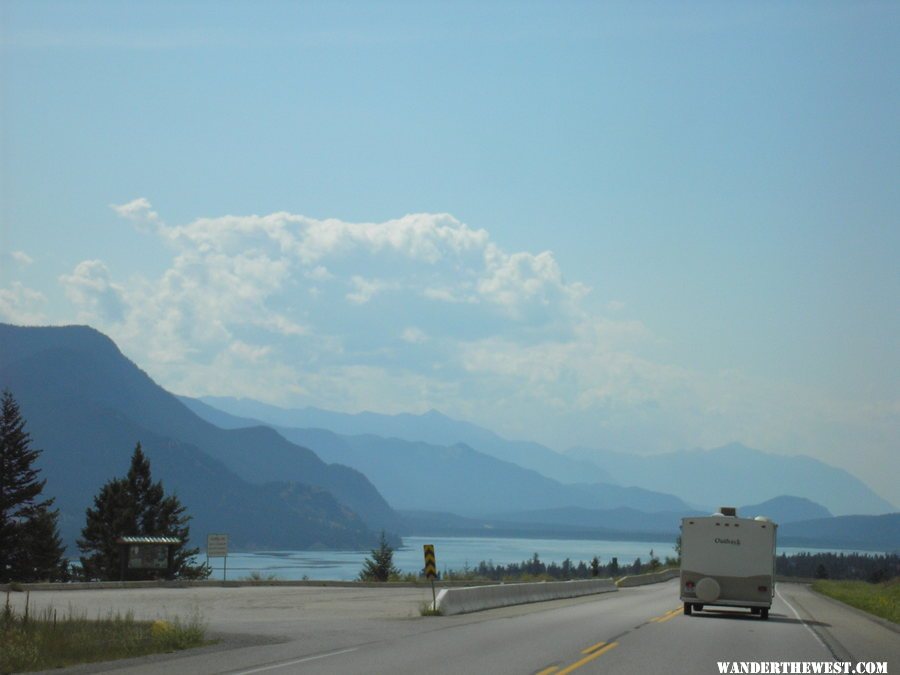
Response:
[1, 593, 209, 673]
[812, 577, 899, 624]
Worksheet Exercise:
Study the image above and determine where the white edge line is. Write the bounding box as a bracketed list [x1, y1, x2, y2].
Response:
[775, 586, 831, 657]
[233, 647, 359, 675]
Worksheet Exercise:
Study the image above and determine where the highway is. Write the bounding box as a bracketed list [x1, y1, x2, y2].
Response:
[19, 580, 898, 674]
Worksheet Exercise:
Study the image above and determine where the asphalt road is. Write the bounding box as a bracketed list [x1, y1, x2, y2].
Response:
[15, 580, 898, 675]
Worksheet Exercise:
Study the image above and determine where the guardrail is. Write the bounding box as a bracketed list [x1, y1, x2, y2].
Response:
[433, 578, 618, 616]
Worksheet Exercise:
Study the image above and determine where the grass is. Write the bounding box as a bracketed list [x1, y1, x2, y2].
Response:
[418, 601, 442, 616]
[812, 578, 899, 624]
[1, 592, 209, 673]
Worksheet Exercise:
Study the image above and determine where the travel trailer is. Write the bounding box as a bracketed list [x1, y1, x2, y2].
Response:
[680, 507, 778, 619]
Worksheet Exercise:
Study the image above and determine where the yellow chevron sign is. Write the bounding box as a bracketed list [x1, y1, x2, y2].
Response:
[423, 544, 437, 579]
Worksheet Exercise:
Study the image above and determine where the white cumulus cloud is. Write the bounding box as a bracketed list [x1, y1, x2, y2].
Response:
[0, 282, 47, 324]
[59, 260, 127, 322]
[10, 251, 34, 266]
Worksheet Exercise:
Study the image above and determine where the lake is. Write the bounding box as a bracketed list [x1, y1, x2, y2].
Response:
[200, 535, 861, 581]
[211, 537, 884, 581]
[205, 536, 673, 581]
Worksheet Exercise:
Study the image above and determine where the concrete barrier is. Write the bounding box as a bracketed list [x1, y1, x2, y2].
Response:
[0, 579, 499, 592]
[616, 567, 680, 587]
[433, 578, 617, 616]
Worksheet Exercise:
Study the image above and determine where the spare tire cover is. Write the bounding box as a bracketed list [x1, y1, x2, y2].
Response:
[696, 577, 721, 603]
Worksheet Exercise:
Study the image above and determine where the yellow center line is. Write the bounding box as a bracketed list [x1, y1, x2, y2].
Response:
[536, 668, 559, 675]
[555, 642, 619, 675]
[656, 607, 684, 623]
[580, 640, 607, 655]
[650, 606, 683, 622]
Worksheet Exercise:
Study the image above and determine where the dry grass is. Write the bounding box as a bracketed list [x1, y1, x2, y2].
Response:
[1, 591, 209, 673]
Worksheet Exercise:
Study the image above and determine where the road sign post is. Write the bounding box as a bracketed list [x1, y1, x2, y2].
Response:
[423, 544, 437, 611]
[207, 534, 229, 581]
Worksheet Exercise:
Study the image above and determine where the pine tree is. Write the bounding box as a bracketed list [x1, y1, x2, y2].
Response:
[0, 390, 65, 582]
[77, 478, 134, 580]
[18, 507, 67, 582]
[358, 531, 400, 582]
[78, 443, 205, 580]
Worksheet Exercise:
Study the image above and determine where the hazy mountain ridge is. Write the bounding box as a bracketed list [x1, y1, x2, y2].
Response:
[185, 397, 899, 550]
[779, 514, 900, 552]
[566, 444, 895, 516]
[0, 323, 399, 551]
[180, 397, 690, 515]
[199, 396, 615, 485]
[192, 396, 895, 518]
[398, 507, 900, 551]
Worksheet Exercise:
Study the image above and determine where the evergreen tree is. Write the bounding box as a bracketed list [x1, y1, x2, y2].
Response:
[78, 478, 134, 580]
[18, 507, 67, 582]
[358, 530, 400, 582]
[78, 443, 205, 580]
[0, 390, 65, 582]
[608, 556, 619, 577]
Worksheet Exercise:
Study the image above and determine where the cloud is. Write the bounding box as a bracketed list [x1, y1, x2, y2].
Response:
[110, 197, 161, 232]
[0, 282, 47, 324]
[346, 276, 397, 304]
[45, 199, 896, 505]
[401, 327, 428, 344]
[59, 260, 127, 322]
[10, 251, 33, 266]
[478, 246, 589, 319]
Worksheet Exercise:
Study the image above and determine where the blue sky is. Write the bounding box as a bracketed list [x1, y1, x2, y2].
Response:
[1, 1, 897, 505]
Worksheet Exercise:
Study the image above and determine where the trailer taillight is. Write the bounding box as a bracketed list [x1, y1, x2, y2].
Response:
[758, 586, 768, 592]
[686, 581, 695, 589]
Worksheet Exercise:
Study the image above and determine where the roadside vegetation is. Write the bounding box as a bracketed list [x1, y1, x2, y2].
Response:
[812, 578, 899, 624]
[0, 390, 67, 583]
[777, 552, 899, 582]
[358, 531, 402, 581]
[0, 592, 208, 673]
[412, 550, 676, 583]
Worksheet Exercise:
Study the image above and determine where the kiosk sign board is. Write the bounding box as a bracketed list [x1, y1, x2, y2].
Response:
[128, 544, 168, 570]
[207, 534, 228, 558]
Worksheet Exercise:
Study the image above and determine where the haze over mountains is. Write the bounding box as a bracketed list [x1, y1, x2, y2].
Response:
[198, 396, 615, 485]
[181, 398, 689, 515]
[566, 445, 895, 516]
[2, 323, 896, 554]
[196, 396, 895, 517]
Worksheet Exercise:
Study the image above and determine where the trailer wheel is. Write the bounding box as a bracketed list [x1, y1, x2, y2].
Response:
[684, 602, 692, 615]
[760, 608, 769, 620]
[751, 607, 760, 615]
[693, 604, 703, 612]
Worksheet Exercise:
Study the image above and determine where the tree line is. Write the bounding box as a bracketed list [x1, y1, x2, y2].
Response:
[776, 551, 899, 583]
[1, 390, 207, 582]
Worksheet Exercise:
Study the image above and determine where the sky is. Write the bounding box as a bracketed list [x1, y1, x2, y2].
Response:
[1, 1, 897, 505]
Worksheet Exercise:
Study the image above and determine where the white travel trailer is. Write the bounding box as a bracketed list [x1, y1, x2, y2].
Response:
[680, 507, 778, 619]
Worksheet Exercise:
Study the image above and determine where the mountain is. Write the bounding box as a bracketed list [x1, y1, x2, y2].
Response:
[0, 323, 399, 551]
[484, 506, 693, 535]
[779, 514, 900, 552]
[398, 508, 681, 543]
[181, 397, 691, 515]
[566, 443, 895, 516]
[198, 396, 614, 485]
[738, 496, 832, 524]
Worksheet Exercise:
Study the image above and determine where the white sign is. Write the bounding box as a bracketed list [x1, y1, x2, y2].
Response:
[207, 533, 228, 558]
